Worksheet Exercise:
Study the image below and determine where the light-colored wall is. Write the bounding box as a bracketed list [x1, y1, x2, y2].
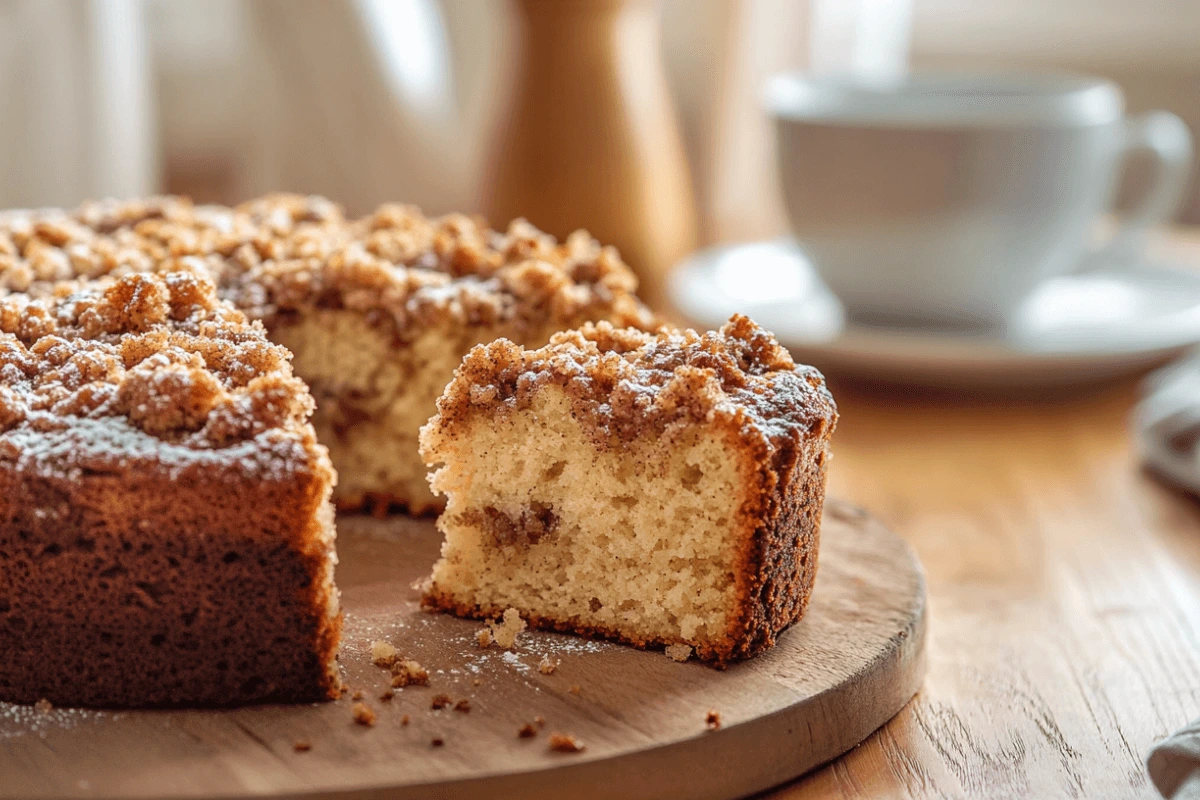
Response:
[909, 0, 1200, 223]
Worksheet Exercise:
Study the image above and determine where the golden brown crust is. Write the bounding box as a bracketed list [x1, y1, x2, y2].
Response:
[421, 314, 837, 666]
[0, 272, 340, 707]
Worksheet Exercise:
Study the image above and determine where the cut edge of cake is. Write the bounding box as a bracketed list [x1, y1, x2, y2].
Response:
[0, 271, 342, 707]
[418, 314, 837, 665]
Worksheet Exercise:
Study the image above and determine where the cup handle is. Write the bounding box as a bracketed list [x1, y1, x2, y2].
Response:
[1102, 110, 1193, 264]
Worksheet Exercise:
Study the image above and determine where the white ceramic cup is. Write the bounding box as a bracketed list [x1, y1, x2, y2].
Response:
[766, 72, 1193, 329]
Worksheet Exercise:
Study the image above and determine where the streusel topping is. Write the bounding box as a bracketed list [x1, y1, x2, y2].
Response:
[0, 271, 314, 450]
[0, 194, 655, 338]
[428, 314, 836, 444]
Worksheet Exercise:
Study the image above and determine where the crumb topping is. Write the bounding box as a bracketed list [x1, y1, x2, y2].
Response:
[0, 194, 655, 340]
[0, 272, 326, 480]
[425, 314, 836, 450]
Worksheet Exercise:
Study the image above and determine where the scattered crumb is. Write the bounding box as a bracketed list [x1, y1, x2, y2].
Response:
[351, 690, 364, 701]
[380, 689, 395, 702]
[391, 659, 430, 688]
[547, 732, 585, 753]
[665, 643, 693, 663]
[33, 698, 53, 714]
[535, 715, 546, 728]
[338, 686, 350, 698]
[538, 655, 560, 675]
[476, 628, 494, 648]
[371, 640, 398, 668]
[352, 702, 376, 727]
[454, 699, 471, 714]
[706, 710, 722, 731]
[568, 685, 581, 695]
[431, 737, 445, 747]
[400, 715, 410, 727]
[489, 608, 527, 649]
[431, 694, 453, 710]
[472, 678, 482, 687]
[518, 723, 538, 738]
[293, 740, 312, 752]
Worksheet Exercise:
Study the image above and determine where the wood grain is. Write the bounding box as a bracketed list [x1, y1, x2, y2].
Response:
[767, 381, 1200, 799]
[0, 502, 924, 800]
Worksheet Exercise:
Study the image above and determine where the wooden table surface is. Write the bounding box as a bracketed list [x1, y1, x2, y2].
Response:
[768, 230, 1200, 799]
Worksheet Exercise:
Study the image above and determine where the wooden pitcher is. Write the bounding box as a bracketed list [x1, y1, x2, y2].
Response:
[483, 0, 698, 309]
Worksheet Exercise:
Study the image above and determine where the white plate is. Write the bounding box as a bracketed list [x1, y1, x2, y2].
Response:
[668, 239, 1200, 389]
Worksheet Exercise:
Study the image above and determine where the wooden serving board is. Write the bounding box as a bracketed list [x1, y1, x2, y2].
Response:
[0, 500, 926, 800]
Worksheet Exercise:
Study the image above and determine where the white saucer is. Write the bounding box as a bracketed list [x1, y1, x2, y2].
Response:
[667, 239, 1200, 389]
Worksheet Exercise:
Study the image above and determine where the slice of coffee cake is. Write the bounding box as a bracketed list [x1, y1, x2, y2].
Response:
[0, 196, 656, 513]
[419, 315, 837, 665]
[0, 272, 340, 707]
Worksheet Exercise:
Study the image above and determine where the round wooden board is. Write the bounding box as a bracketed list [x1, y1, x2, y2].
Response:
[0, 500, 926, 800]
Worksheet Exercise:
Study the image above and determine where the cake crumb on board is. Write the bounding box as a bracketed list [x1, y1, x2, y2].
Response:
[379, 689, 395, 702]
[352, 702, 376, 727]
[518, 723, 538, 738]
[665, 643, 693, 662]
[400, 715, 410, 727]
[431, 737, 445, 748]
[568, 684, 581, 695]
[293, 740, 312, 752]
[706, 710, 722, 730]
[431, 694, 452, 710]
[454, 699, 471, 713]
[538, 655, 560, 674]
[475, 608, 527, 650]
[351, 690, 364, 701]
[371, 640, 398, 668]
[391, 659, 429, 688]
[548, 732, 585, 753]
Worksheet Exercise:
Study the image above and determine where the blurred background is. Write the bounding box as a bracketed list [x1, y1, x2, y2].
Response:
[6, 0, 1198, 233]
[6, 0, 1200, 403]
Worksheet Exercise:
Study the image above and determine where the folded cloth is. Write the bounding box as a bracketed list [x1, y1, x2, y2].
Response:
[1150, 719, 1200, 799]
[1136, 350, 1200, 495]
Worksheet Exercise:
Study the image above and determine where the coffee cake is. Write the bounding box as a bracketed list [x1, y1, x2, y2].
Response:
[0, 195, 656, 513]
[0, 272, 340, 707]
[419, 315, 837, 665]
